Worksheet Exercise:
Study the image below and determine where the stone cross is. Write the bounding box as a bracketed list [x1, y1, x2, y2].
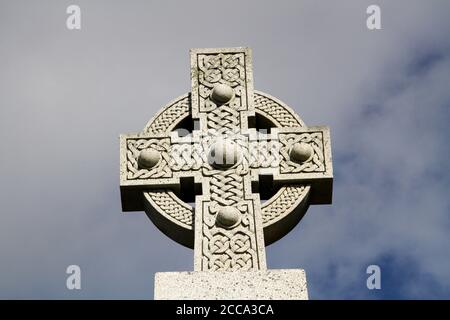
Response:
[120, 47, 332, 273]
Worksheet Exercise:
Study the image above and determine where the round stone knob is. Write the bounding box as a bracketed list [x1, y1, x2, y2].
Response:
[289, 142, 313, 163]
[138, 148, 161, 169]
[208, 139, 241, 169]
[216, 206, 241, 229]
[210, 83, 234, 104]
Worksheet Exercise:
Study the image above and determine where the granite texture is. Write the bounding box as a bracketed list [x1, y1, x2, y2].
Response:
[154, 269, 308, 300]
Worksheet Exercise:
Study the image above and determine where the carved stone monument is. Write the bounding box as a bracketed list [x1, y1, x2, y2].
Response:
[120, 47, 333, 299]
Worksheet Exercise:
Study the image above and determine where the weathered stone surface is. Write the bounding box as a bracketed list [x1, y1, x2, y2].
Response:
[154, 269, 308, 300]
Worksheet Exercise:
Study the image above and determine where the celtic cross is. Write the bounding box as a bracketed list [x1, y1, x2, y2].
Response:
[120, 47, 332, 272]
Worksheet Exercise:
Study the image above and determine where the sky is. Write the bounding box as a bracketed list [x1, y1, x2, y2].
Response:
[0, 0, 449, 299]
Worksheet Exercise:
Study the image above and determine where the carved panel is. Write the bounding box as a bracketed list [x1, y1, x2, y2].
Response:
[125, 138, 172, 179]
[279, 132, 326, 173]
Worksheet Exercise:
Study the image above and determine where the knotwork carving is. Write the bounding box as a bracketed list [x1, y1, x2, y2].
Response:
[126, 138, 172, 179]
[248, 138, 282, 169]
[146, 95, 190, 134]
[120, 47, 332, 276]
[254, 93, 301, 127]
[146, 190, 193, 226]
[279, 132, 326, 173]
[168, 143, 204, 171]
[203, 225, 257, 271]
[141, 91, 310, 237]
[197, 53, 248, 112]
[209, 173, 244, 208]
[261, 185, 308, 223]
[207, 106, 241, 134]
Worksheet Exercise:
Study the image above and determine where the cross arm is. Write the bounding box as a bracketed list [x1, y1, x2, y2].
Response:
[119, 132, 203, 211]
[249, 126, 333, 205]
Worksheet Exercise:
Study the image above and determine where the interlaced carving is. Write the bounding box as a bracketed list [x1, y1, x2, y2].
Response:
[127, 92, 312, 232]
[134, 92, 312, 257]
[279, 132, 326, 173]
[120, 49, 332, 274]
[248, 139, 282, 169]
[168, 143, 204, 171]
[198, 53, 245, 87]
[192, 49, 260, 271]
[146, 96, 190, 134]
[197, 53, 248, 113]
[146, 191, 193, 226]
[207, 106, 241, 134]
[254, 94, 300, 127]
[126, 138, 172, 179]
[145, 186, 310, 230]
[203, 226, 256, 271]
[145, 92, 299, 136]
[262, 185, 307, 223]
[209, 172, 244, 208]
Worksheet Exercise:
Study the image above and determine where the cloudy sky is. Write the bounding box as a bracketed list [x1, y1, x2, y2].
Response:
[0, 0, 449, 299]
